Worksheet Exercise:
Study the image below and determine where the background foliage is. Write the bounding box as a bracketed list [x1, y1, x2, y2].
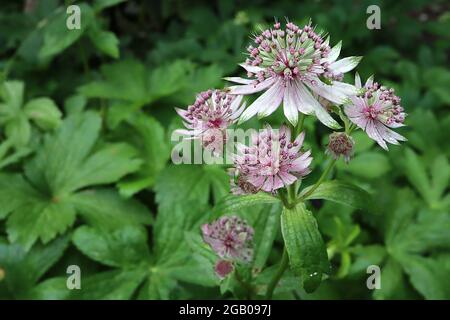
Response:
[0, 0, 449, 299]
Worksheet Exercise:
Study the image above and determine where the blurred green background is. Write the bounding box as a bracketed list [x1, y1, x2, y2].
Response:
[0, 0, 449, 300]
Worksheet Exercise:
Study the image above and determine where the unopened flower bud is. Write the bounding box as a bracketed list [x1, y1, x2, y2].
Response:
[326, 132, 355, 163]
[214, 260, 234, 279]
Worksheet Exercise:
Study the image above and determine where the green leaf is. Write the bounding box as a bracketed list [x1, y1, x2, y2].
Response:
[72, 225, 150, 268]
[89, 29, 119, 58]
[352, 131, 375, 153]
[64, 95, 87, 115]
[147, 60, 194, 102]
[5, 114, 31, 146]
[338, 152, 391, 178]
[155, 165, 228, 211]
[78, 60, 149, 103]
[423, 67, 450, 104]
[0, 173, 39, 219]
[140, 271, 177, 300]
[391, 211, 450, 254]
[0, 80, 24, 112]
[0, 236, 69, 298]
[176, 231, 219, 287]
[93, 0, 126, 12]
[24, 111, 102, 194]
[3, 112, 144, 249]
[25, 277, 70, 300]
[404, 148, 433, 204]
[25, 111, 140, 194]
[6, 201, 76, 250]
[300, 180, 371, 209]
[212, 193, 280, 218]
[175, 64, 223, 104]
[281, 203, 330, 293]
[24, 97, 62, 130]
[71, 268, 147, 300]
[117, 114, 170, 196]
[78, 60, 195, 107]
[69, 189, 153, 228]
[153, 201, 206, 263]
[430, 155, 449, 204]
[0, 144, 33, 170]
[39, 3, 94, 60]
[68, 143, 142, 192]
[384, 188, 418, 243]
[373, 258, 410, 300]
[398, 254, 450, 300]
[349, 245, 387, 275]
[252, 204, 281, 271]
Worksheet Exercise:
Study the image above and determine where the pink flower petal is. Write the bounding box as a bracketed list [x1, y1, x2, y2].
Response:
[329, 56, 362, 73]
[228, 77, 276, 95]
[295, 80, 341, 129]
[239, 63, 264, 73]
[283, 81, 299, 125]
[365, 120, 388, 150]
[239, 79, 284, 123]
[278, 171, 297, 185]
[261, 175, 274, 192]
[224, 77, 253, 84]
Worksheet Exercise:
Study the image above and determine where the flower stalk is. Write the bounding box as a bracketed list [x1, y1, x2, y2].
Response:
[300, 158, 337, 201]
[265, 247, 289, 299]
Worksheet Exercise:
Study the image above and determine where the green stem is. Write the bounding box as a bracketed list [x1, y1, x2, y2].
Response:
[278, 190, 290, 208]
[294, 114, 305, 137]
[300, 158, 337, 200]
[234, 268, 253, 299]
[265, 248, 289, 300]
[79, 44, 90, 74]
[290, 114, 306, 199]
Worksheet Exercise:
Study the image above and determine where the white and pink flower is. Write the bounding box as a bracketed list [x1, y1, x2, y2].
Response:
[175, 89, 246, 155]
[202, 215, 254, 264]
[232, 125, 312, 194]
[344, 74, 407, 150]
[226, 20, 361, 128]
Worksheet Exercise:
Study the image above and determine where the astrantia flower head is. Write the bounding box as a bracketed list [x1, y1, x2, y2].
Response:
[176, 89, 246, 155]
[233, 125, 312, 194]
[344, 74, 407, 150]
[202, 215, 254, 263]
[226, 20, 361, 128]
[326, 132, 355, 163]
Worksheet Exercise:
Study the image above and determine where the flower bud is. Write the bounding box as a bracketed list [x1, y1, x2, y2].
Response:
[214, 260, 234, 279]
[326, 132, 355, 163]
[0, 268, 5, 281]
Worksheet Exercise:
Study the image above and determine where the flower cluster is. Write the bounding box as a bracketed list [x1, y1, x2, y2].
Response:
[345, 74, 407, 150]
[175, 16, 408, 291]
[202, 215, 254, 279]
[231, 126, 312, 194]
[175, 89, 245, 155]
[202, 215, 254, 263]
[225, 20, 360, 128]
